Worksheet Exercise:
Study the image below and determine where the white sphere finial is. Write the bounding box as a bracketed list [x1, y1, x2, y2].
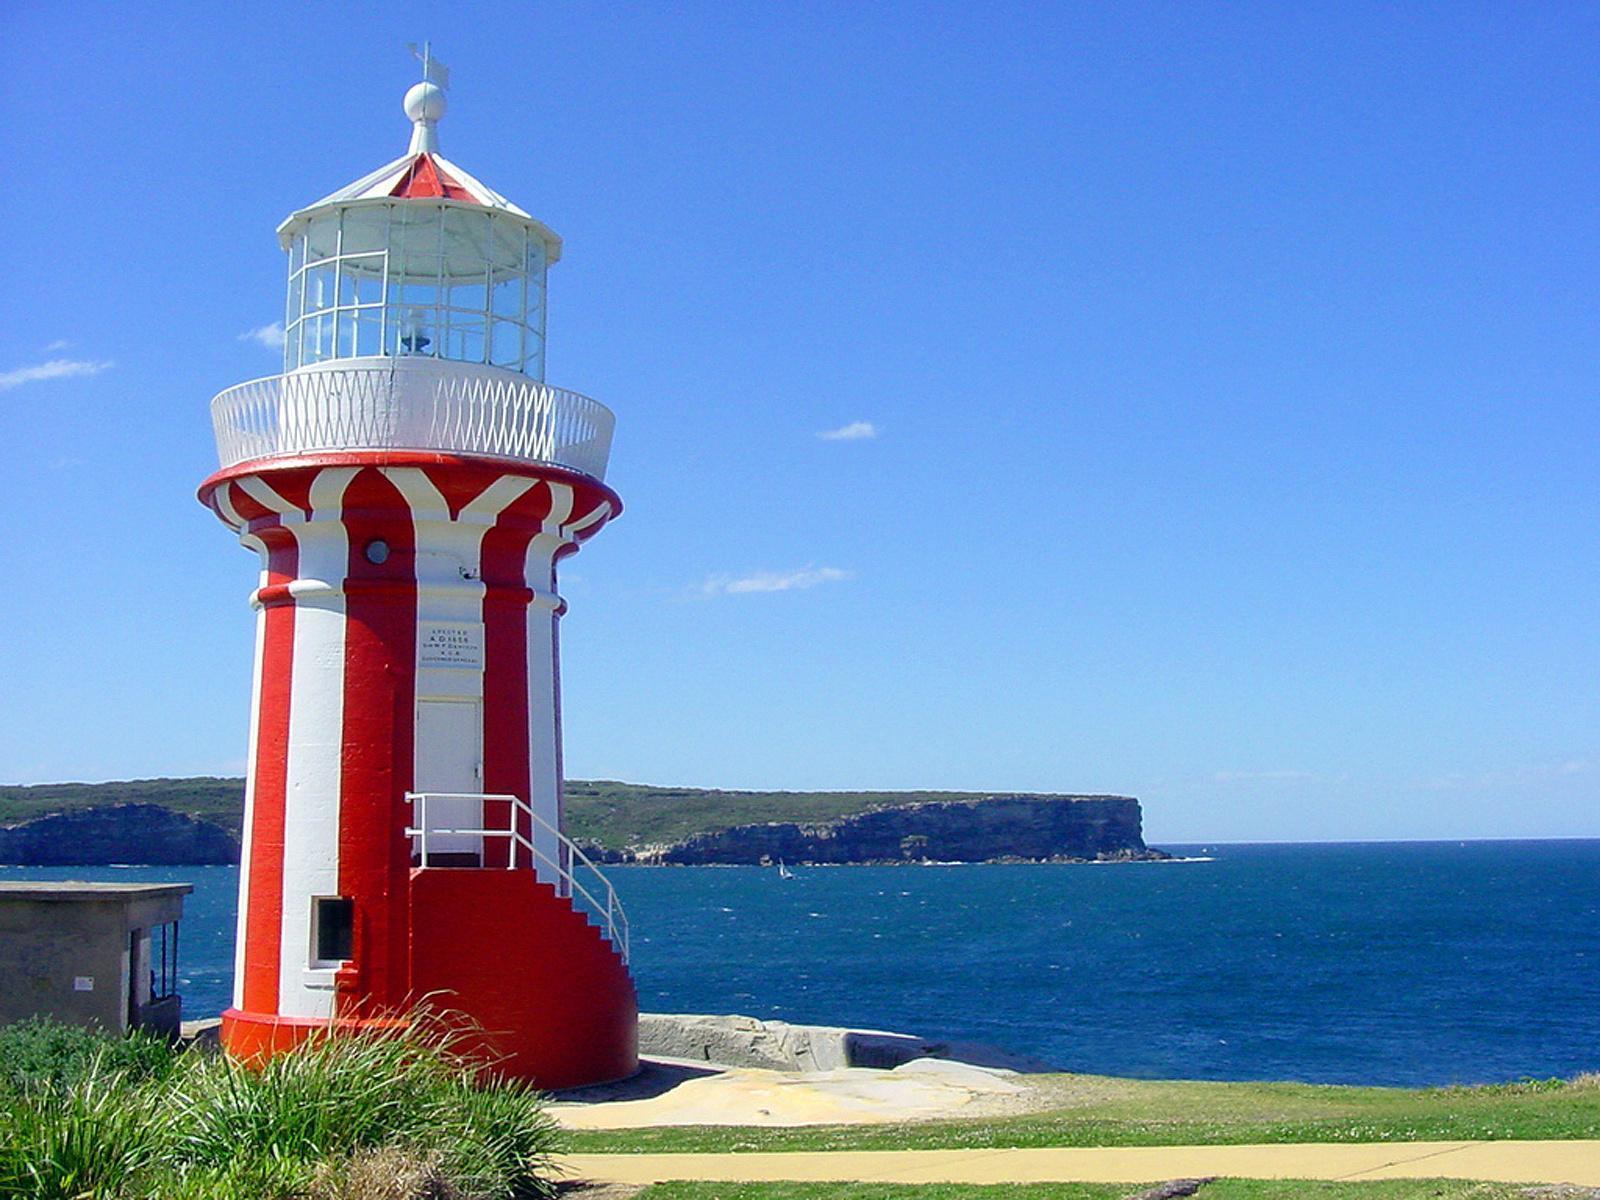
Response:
[405, 81, 446, 153]
[405, 80, 447, 124]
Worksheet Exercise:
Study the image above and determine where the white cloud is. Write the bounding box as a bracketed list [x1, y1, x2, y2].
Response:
[42, 339, 71, 352]
[239, 321, 287, 350]
[1425, 759, 1590, 792]
[1213, 770, 1314, 784]
[701, 565, 852, 596]
[817, 421, 878, 441]
[0, 358, 115, 392]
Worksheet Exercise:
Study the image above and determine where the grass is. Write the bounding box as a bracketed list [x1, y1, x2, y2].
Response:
[0, 1015, 561, 1200]
[628, 1186, 1556, 1200]
[0, 776, 1116, 854]
[564, 1072, 1600, 1154]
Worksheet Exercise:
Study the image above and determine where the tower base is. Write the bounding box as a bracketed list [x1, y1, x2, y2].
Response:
[220, 872, 638, 1090]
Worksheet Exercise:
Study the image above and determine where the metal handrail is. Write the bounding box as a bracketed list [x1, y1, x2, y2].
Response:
[210, 360, 615, 480]
[404, 791, 629, 962]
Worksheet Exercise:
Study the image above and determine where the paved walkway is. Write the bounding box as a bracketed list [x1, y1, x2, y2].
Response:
[561, 1140, 1600, 1187]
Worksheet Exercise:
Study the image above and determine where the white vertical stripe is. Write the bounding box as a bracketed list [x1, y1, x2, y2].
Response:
[237, 475, 304, 518]
[277, 467, 357, 1018]
[213, 483, 248, 531]
[461, 474, 536, 522]
[524, 534, 563, 886]
[542, 482, 575, 533]
[562, 498, 611, 539]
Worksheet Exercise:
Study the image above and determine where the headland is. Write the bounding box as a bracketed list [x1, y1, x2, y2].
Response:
[0, 778, 1167, 867]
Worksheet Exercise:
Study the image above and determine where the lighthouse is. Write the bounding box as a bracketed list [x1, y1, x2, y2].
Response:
[199, 64, 638, 1087]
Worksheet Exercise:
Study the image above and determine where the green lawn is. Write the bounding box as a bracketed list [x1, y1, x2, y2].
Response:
[628, 1185, 1551, 1200]
[565, 1073, 1600, 1154]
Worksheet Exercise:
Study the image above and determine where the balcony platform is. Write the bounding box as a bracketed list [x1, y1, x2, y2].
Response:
[209, 358, 614, 481]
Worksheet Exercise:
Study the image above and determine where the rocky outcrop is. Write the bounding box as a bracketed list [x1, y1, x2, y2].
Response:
[617, 795, 1165, 865]
[0, 804, 240, 866]
[636, 1012, 1058, 1072]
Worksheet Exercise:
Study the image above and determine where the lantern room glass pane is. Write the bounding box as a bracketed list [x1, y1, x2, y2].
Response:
[399, 257, 442, 307]
[395, 306, 437, 356]
[304, 263, 336, 315]
[487, 216, 524, 272]
[489, 320, 521, 368]
[354, 311, 383, 357]
[303, 313, 334, 363]
[444, 315, 485, 363]
[441, 208, 486, 279]
[305, 216, 338, 264]
[491, 272, 521, 318]
[340, 207, 388, 255]
[391, 205, 443, 261]
[449, 274, 487, 313]
[339, 254, 385, 305]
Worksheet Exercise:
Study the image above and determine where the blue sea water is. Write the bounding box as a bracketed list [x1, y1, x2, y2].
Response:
[5, 840, 1598, 1086]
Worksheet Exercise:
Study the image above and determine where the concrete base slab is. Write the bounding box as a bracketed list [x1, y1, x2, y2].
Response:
[550, 1057, 1029, 1128]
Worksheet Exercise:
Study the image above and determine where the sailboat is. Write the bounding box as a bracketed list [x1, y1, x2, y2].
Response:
[777, 859, 796, 879]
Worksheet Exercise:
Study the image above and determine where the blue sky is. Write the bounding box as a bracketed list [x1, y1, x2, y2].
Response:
[4, 2, 1599, 841]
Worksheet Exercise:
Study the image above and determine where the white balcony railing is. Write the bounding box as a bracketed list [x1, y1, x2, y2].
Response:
[209, 358, 615, 481]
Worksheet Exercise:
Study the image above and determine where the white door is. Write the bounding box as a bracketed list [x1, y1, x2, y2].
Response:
[414, 699, 482, 865]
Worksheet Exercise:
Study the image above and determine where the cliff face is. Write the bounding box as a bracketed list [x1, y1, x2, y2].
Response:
[624, 795, 1161, 865]
[0, 803, 240, 866]
[0, 794, 1159, 868]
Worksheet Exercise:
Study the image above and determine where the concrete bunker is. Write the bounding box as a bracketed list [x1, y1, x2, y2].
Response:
[0, 882, 192, 1037]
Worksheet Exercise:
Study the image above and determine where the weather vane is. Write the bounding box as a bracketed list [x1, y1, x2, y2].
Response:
[407, 40, 450, 90]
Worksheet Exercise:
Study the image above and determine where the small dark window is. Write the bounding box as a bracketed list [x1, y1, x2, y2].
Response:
[315, 898, 354, 962]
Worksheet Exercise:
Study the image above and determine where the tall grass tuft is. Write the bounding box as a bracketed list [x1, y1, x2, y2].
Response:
[0, 1015, 564, 1200]
[0, 1056, 167, 1200]
[436, 1079, 562, 1198]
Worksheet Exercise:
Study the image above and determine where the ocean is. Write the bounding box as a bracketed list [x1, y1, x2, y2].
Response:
[5, 839, 1597, 1087]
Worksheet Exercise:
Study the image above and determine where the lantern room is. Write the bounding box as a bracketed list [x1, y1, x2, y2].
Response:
[273, 81, 562, 381]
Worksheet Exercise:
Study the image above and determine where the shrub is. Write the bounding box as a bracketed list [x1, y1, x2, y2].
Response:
[0, 1017, 179, 1094]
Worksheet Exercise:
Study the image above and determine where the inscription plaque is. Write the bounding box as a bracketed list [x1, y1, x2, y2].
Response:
[418, 622, 485, 670]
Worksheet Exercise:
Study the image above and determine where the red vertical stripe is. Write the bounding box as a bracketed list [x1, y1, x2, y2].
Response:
[337, 467, 418, 1015]
[239, 508, 297, 1016]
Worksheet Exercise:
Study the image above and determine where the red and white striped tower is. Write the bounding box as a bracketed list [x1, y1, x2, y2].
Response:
[199, 65, 637, 1087]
